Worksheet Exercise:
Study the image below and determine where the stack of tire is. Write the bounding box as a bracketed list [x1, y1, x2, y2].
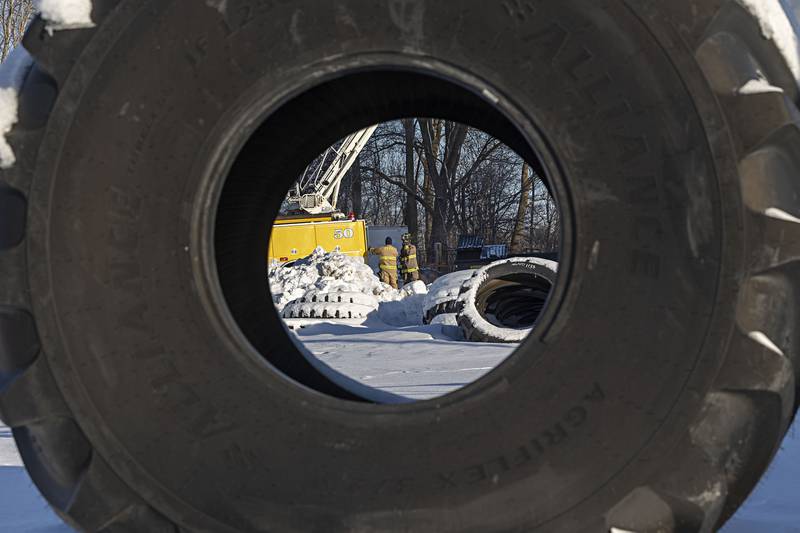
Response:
[423, 258, 558, 343]
[281, 289, 378, 320]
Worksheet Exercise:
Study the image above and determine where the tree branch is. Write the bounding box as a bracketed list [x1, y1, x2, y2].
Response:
[366, 167, 434, 212]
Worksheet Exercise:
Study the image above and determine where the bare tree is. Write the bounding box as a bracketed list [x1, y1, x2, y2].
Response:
[0, 0, 34, 62]
[288, 118, 561, 266]
[509, 162, 531, 253]
[402, 118, 418, 239]
[419, 119, 467, 262]
[420, 119, 441, 252]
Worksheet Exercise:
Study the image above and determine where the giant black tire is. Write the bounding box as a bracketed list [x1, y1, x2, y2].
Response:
[1, 1, 799, 532]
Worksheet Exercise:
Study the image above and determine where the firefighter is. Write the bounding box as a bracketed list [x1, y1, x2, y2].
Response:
[400, 233, 420, 284]
[369, 237, 399, 289]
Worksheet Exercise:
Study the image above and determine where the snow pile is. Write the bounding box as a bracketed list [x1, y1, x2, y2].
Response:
[0, 1, 103, 166]
[0, 88, 18, 169]
[431, 313, 458, 327]
[376, 280, 428, 326]
[0, 46, 34, 169]
[429, 313, 463, 341]
[269, 247, 427, 326]
[281, 289, 379, 320]
[422, 269, 473, 317]
[35, 0, 95, 32]
[737, 0, 800, 87]
[269, 247, 391, 311]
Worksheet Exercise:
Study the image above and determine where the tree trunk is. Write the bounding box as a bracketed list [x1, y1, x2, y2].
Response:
[544, 191, 554, 251]
[419, 119, 443, 263]
[428, 121, 468, 264]
[429, 195, 448, 266]
[423, 170, 433, 257]
[510, 163, 531, 253]
[402, 119, 418, 239]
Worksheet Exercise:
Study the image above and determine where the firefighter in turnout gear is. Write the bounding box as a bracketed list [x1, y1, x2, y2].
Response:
[369, 237, 399, 289]
[400, 233, 420, 284]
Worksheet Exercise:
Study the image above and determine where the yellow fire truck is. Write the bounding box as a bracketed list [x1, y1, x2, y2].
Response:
[269, 214, 368, 263]
[268, 126, 375, 264]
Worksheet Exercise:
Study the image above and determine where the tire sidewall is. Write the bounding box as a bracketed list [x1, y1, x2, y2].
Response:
[25, 1, 742, 531]
[457, 259, 558, 343]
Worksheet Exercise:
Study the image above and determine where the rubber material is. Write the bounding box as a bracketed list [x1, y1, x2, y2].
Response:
[423, 299, 461, 324]
[455, 258, 557, 344]
[282, 301, 375, 320]
[421, 270, 476, 324]
[0, 1, 797, 532]
[294, 289, 379, 308]
[0, 185, 26, 249]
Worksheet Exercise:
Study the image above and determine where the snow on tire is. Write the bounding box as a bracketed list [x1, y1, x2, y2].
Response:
[298, 289, 379, 308]
[282, 301, 375, 319]
[421, 269, 475, 324]
[282, 290, 379, 319]
[456, 258, 558, 343]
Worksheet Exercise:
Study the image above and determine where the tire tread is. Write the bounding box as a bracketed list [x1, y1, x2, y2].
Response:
[611, 2, 800, 530]
[0, 3, 178, 531]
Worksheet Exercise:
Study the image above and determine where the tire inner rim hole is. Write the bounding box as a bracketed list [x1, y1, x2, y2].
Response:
[213, 68, 564, 403]
[477, 274, 554, 329]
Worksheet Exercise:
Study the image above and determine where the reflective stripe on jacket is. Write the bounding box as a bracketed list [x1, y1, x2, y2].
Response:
[401, 244, 419, 273]
[370, 245, 398, 272]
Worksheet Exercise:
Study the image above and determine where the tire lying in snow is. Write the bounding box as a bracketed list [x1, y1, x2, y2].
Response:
[1, 2, 799, 532]
[281, 302, 375, 319]
[299, 289, 379, 307]
[456, 258, 557, 343]
[421, 269, 475, 324]
[281, 290, 377, 319]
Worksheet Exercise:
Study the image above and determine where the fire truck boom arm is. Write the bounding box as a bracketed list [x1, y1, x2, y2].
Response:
[288, 125, 378, 215]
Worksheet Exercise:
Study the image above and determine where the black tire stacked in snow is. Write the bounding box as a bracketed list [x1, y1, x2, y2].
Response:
[421, 269, 475, 324]
[455, 258, 558, 343]
[281, 290, 378, 319]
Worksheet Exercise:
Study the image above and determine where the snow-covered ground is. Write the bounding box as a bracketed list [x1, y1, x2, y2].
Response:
[721, 424, 800, 532]
[295, 317, 515, 400]
[0, 423, 68, 532]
